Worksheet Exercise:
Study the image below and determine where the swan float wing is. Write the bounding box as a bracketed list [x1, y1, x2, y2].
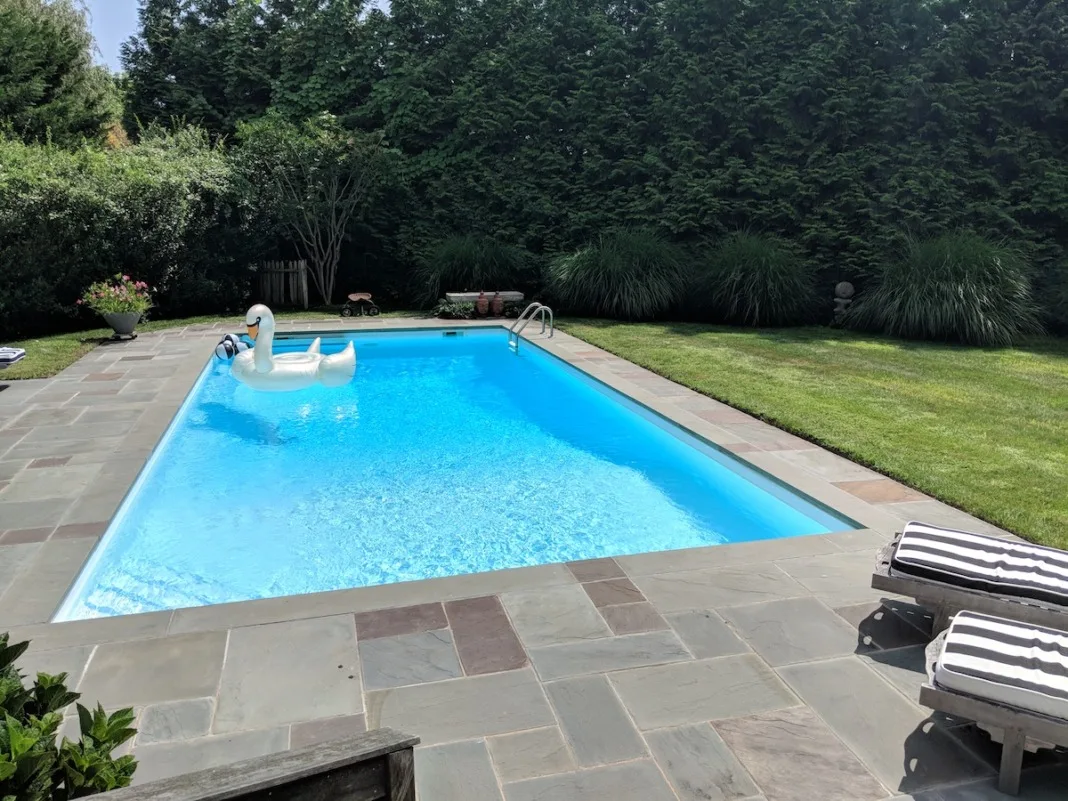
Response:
[318, 341, 357, 387]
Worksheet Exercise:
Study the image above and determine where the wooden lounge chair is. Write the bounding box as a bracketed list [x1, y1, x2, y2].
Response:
[872, 521, 1068, 632]
[920, 611, 1068, 795]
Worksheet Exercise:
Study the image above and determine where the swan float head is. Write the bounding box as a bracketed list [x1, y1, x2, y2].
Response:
[231, 304, 356, 391]
[246, 303, 272, 343]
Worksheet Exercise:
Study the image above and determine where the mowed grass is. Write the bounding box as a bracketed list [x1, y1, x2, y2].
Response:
[561, 320, 1068, 548]
[2, 310, 418, 380]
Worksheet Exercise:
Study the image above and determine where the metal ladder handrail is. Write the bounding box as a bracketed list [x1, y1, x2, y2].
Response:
[508, 302, 554, 350]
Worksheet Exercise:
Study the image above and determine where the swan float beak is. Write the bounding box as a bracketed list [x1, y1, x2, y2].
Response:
[246, 323, 259, 340]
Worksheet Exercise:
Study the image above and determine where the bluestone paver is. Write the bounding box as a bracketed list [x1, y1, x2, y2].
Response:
[289, 713, 366, 749]
[502, 585, 611, 648]
[774, 550, 883, 606]
[644, 723, 760, 801]
[445, 595, 528, 675]
[528, 630, 690, 681]
[544, 675, 647, 766]
[214, 614, 361, 733]
[721, 597, 858, 666]
[503, 760, 677, 801]
[0, 542, 40, 595]
[487, 727, 576, 784]
[137, 698, 215, 745]
[610, 655, 798, 730]
[778, 656, 993, 792]
[615, 534, 839, 576]
[15, 643, 94, 690]
[0, 538, 96, 627]
[834, 601, 930, 651]
[365, 668, 554, 746]
[600, 602, 668, 635]
[771, 448, 881, 482]
[582, 577, 644, 607]
[415, 739, 504, 801]
[714, 706, 885, 801]
[353, 602, 447, 640]
[566, 557, 625, 582]
[665, 610, 750, 659]
[860, 644, 928, 702]
[634, 565, 807, 612]
[131, 727, 290, 785]
[358, 628, 463, 690]
[78, 631, 227, 707]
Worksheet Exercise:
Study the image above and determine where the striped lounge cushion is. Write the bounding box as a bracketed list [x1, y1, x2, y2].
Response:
[935, 611, 1068, 720]
[890, 521, 1068, 607]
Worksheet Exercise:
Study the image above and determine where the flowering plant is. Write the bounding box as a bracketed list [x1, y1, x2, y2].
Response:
[78, 274, 153, 316]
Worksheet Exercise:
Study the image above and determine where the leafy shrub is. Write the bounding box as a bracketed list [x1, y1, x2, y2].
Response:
[416, 236, 529, 304]
[433, 299, 476, 319]
[0, 633, 137, 799]
[689, 233, 817, 326]
[548, 229, 685, 320]
[844, 232, 1043, 345]
[0, 127, 262, 339]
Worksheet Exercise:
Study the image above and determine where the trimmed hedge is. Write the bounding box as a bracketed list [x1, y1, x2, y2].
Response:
[0, 129, 265, 339]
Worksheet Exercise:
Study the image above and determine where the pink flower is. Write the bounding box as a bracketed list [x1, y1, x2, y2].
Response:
[122, 275, 130, 281]
[76, 299, 83, 305]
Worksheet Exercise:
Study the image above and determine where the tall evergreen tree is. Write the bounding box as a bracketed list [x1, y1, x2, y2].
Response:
[0, 0, 120, 145]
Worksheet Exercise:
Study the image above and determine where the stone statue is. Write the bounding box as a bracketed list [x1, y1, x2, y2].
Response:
[832, 281, 854, 325]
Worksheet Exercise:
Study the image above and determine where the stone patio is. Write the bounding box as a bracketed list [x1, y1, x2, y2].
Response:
[1, 317, 1065, 800]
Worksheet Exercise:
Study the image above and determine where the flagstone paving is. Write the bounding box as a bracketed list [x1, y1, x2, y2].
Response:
[1, 317, 1065, 799]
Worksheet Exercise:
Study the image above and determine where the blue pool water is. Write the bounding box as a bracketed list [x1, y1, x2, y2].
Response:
[57, 328, 855, 620]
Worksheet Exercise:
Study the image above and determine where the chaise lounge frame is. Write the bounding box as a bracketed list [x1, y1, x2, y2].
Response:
[920, 634, 1068, 796]
[871, 533, 1068, 632]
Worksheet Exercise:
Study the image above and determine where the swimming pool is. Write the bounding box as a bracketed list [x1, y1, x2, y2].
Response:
[56, 328, 856, 620]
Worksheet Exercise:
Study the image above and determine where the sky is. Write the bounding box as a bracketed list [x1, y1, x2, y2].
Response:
[85, 0, 139, 71]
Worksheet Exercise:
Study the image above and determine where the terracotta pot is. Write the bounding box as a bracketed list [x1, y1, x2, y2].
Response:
[475, 290, 489, 316]
[491, 292, 504, 316]
[103, 311, 141, 338]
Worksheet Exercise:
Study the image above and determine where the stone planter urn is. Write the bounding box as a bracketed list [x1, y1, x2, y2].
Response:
[103, 311, 141, 340]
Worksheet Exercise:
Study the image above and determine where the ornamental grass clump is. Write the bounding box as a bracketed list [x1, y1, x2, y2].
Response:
[844, 233, 1042, 346]
[416, 236, 529, 304]
[549, 228, 685, 321]
[78, 274, 153, 316]
[690, 232, 817, 326]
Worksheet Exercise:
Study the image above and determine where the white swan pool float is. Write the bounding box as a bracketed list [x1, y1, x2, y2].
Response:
[231, 304, 356, 391]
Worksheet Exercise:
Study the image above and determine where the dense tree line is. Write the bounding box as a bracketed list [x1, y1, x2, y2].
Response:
[118, 0, 1068, 327]
[1, 0, 1065, 336]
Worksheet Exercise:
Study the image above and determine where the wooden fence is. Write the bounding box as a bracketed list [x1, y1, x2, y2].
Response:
[256, 260, 309, 309]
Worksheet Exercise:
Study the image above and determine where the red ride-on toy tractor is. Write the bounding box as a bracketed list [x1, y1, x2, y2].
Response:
[340, 292, 380, 317]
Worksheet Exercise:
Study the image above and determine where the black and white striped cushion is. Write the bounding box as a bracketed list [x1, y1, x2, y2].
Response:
[890, 521, 1068, 607]
[935, 611, 1068, 720]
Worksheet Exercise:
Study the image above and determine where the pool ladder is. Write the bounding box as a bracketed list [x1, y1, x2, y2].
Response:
[509, 303, 554, 351]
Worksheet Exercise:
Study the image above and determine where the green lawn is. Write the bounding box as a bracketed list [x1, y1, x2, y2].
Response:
[2, 310, 418, 380]
[561, 320, 1068, 548]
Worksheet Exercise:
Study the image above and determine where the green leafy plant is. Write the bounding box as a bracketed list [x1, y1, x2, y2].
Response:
[432, 299, 476, 319]
[0, 633, 137, 800]
[78, 274, 152, 316]
[688, 233, 817, 326]
[844, 232, 1043, 345]
[548, 229, 685, 321]
[416, 236, 529, 305]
